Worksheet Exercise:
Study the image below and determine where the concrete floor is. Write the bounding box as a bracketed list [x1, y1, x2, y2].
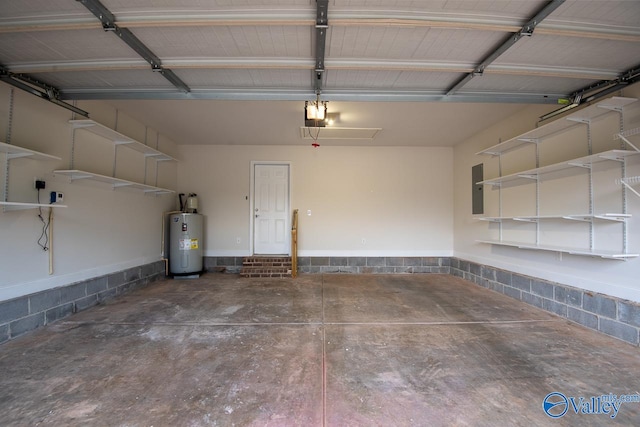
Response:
[1, 274, 639, 426]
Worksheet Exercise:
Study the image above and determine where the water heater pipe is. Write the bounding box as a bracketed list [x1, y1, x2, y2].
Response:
[161, 210, 183, 275]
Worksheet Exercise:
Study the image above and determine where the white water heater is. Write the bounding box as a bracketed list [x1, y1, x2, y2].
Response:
[169, 213, 203, 276]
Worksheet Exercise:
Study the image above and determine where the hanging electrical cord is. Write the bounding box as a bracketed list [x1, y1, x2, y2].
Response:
[305, 126, 321, 142]
[36, 188, 50, 251]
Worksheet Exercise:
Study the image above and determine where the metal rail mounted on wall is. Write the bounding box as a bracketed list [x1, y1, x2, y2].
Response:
[476, 96, 639, 260]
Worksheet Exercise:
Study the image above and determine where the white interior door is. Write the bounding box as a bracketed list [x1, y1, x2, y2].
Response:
[254, 164, 290, 255]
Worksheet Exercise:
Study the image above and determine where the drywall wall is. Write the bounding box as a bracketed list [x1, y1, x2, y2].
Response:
[454, 83, 640, 303]
[0, 86, 177, 301]
[177, 145, 453, 257]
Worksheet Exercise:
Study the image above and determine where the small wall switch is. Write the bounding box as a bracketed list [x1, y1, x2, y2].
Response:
[236, 237, 241, 244]
[307, 210, 312, 216]
[50, 191, 64, 203]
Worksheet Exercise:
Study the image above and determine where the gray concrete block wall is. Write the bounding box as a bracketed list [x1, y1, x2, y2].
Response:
[295, 257, 450, 274]
[204, 256, 450, 275]
[204, 256, 243, 274]
[0, 260, 165, 345]
[451, 258, 640, 347]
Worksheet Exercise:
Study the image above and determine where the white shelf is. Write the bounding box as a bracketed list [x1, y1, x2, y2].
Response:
[0, 201, 67, 211]
[54, 170, 174, 195]
[477, 213, 631, 223]
[479, 149, 639, 187]
[0, 141, 61, 161]
[70, 119, 177, 162]
[477, 240, 638, 260]
[477, 97, 638, 156]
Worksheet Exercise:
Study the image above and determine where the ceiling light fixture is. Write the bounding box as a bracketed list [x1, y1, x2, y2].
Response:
[305, 94, 328, 127]
[325, 112, 340, 126]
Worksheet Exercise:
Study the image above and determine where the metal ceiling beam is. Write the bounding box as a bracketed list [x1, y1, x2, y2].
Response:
[313, 0, 328, 94]
[9, 58, 619, 81]
[0, 65, 89, 117]
[446, 0, 566, 96]
[76, 0, 190, 93]
[59, 87, 561, 104]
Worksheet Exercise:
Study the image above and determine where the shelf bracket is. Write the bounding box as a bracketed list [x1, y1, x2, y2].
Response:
[562, 215, 592, 222]
[483, 151, 502, 157]
[67, 174, 92, 181]
[7, 152, 32, 160]
[598, 105, 625, 113]
[567, 161, 591, 168]
[594, 214, 629, 222]
[112, 182, 133, 188]
[513, 218, 538, 223]
[517, 174, 538, 180]
[618, 135, 640, 153]
[70, 122, 96, 129]
[598, 153, 626, 162]
[566, 117, 591, 124]
[479, 217, 502, 223]
[619, 179, 640, 199]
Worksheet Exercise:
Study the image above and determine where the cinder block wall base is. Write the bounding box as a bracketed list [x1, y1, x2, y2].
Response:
[204, 256, 451, 274]
[450, 258, 640, 347]
[2, 257, 639, 348]
[0, 261, 165, 345]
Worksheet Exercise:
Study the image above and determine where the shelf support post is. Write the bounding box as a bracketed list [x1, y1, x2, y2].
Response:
[2, 88, 14, 205]
[498, 147, 503, 242]
[535, 136, 541, 246]
[620, 109, 628, 254]
[588, 123, 595, 251]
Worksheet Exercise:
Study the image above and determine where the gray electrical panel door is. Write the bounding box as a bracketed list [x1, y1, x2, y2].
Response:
[472, 163, 484, 215]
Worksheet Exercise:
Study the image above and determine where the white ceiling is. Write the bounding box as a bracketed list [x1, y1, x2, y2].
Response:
[0, 0, 638, 146]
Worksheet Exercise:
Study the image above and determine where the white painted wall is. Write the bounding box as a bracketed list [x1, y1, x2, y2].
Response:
[454, 83, 640, 303]
[177, 145, 453, 257]
[0, 86, 177, 301]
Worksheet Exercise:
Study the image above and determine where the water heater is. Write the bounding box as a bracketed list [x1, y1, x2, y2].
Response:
[169, 213, 203, 276]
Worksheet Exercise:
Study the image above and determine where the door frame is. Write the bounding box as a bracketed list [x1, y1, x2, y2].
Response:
[249, 161, 292, 256]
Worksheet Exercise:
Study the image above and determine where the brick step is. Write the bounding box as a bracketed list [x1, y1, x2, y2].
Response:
[242, 257, 292, 268]
[240, 256, 293, 278]
[239, 266, 292, 278]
